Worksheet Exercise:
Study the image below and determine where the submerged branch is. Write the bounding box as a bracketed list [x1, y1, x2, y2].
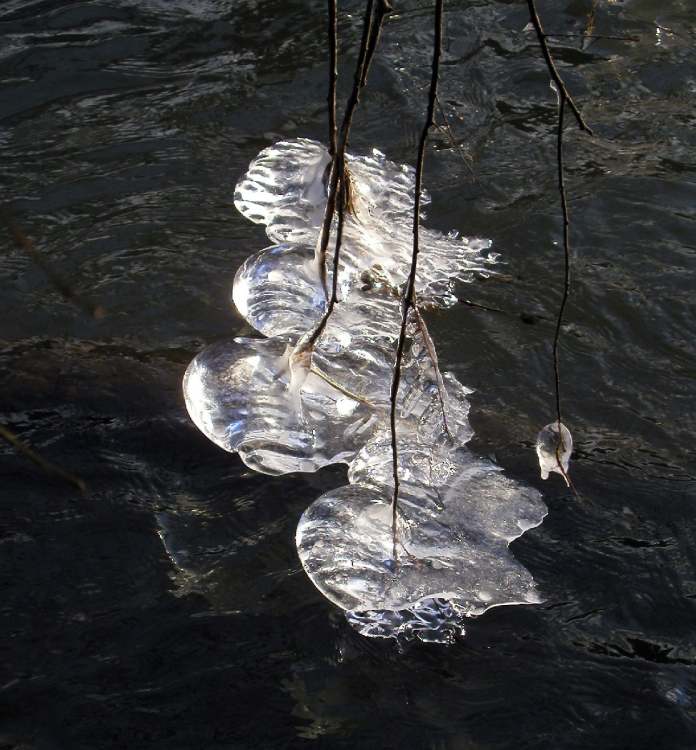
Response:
[0, 423, 86, 493]
[434, 93, 475, 176]
[2, 210, 105, 319]
[389, 0, 444, 560]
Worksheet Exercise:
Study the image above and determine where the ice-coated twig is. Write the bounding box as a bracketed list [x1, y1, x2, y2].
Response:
[0, 423, 87, 493]
[389, 0, 444, 561]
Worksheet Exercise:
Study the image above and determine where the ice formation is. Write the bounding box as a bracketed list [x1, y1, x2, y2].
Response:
[536, 421, 573, 485]
[183, 139, 548, 642]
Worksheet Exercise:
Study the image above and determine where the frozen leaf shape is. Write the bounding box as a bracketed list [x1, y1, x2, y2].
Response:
[296, 472, 546, 614]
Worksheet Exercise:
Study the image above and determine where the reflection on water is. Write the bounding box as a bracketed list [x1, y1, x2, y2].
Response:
[1, 0, 696, 747]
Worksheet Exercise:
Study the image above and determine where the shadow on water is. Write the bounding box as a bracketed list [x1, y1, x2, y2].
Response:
[1, 0, 696, 747]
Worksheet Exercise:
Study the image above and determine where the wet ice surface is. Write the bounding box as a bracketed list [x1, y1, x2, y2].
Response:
[184, 138, 547, 641]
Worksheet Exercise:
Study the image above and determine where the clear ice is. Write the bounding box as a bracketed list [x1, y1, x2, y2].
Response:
[183, 138, 548, 642]
[536, 421, 573, 485]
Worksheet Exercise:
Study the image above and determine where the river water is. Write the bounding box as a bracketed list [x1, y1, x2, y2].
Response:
[2, 0, 695, 747]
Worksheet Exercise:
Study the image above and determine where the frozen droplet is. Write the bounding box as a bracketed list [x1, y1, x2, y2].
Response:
[536, 421, 573, 485]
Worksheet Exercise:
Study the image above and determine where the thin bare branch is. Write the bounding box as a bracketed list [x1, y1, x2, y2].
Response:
[389, 0, 444, 560]
[550, 77, 580, 498]
[315, 0, 375, 300]
[362, 0, 391, 87]
[552, 96, 569, 434]
[525, 0, 593, 135]
[526, 1, 587, 493]
[327, 0, 338, 156]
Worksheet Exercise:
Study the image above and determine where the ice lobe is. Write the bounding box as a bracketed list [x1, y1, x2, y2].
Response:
[183, 138, 548, 642]
[296, 474, 545, 614]
[183, 337, 378, 475]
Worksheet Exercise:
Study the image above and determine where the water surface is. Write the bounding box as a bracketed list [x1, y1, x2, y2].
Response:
[2, 1, 695, 747]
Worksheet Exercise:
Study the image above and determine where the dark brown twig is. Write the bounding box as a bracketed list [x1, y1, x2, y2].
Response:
[327, 0, 338, 156]
[546, 73, 579, 496]
[0, 423, 86, 493]
[315, 0, 375, 301]
[525, 0, 593, 136]
[389, 0, 444, 560]
[552, 96, 568, 436]
[551, 95, 575, 490]
[362, 0, 391, 87]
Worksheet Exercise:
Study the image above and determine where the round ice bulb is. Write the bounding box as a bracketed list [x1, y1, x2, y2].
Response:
[536, 421, 573, 485]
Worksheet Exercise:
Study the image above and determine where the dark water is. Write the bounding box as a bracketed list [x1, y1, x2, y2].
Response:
[2, 0, 696, 747]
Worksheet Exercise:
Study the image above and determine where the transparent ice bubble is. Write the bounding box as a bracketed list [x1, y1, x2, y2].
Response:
[232, 243, 327, 339]
[233, 240, 466, 412]
[536, 421, 573, 485]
